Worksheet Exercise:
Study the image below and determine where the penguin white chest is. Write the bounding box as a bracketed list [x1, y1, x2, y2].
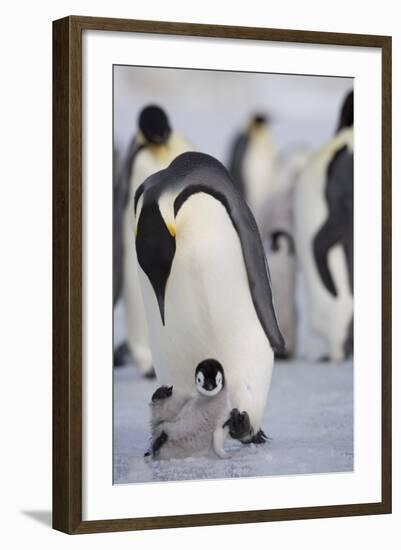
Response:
[139, 193, 273, 406]
[243, 132, 276, 219]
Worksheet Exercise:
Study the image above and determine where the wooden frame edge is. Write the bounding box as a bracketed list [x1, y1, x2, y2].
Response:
[72, 502, 387, 534]
[381, 34, 392, 515]
[53, 16, 82, 534]
[52, 15, 392, 534]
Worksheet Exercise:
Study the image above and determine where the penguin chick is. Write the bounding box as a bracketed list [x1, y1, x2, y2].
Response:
[148, 360, 232, 460]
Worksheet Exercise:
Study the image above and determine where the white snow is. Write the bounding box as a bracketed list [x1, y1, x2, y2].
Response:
[113, 360, 353, 484]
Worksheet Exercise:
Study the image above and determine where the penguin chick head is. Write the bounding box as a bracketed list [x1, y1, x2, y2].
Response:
[139, 105, 171, 145]
[195, 359, 225, 397]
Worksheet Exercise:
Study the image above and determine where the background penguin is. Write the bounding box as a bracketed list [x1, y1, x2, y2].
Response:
[293, 91, 354, 360]
[148, 359, 232, 460]
[228, 114, 278, 227]
[113, 105, 193, 374]
[134, 151, 285, 443]
[266, 230, 296, 358]
[313, 140, 354, 356]
[257, 146, 310, 359]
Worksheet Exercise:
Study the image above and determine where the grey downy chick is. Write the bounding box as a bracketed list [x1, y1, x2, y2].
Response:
[147, 359, 233, 460]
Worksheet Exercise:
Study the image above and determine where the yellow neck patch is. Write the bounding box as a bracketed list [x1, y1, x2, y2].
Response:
[166, 223, 176, 237]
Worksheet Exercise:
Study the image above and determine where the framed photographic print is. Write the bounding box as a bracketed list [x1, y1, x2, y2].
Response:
[53, 16, 392, 534]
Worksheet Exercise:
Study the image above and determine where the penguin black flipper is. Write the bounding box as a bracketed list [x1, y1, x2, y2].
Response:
[313, 219, 342, 297]
[170, 152, 285, 354]
[228, 133, 249, 198]
[270, 230, 295, 254]
[313, 146, 354, 297]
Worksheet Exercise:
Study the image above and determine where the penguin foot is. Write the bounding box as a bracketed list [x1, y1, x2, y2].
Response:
[113, 341, 132, 367]
[151, 385, 173, 402]
[224, 408, 252, 440]
[143, 367, 156, 380]
[241, 429, 271, 445]
[152, 431, 168, 456]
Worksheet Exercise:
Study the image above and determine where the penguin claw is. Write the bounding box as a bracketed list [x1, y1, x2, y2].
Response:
[224, 408, 252, 440]
[151, 385, 173, 402]
[241, 429, 272, 445]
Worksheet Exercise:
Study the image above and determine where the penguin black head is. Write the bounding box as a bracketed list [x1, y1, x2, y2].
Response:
[139, 105, 171, 145]
[195, 359, 225, 397]
[252, 114, 268, 125]
[336, 91, 354, 132]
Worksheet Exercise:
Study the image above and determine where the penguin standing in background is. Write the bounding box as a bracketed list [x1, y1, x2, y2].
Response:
[134, 151, 285, 443]
[258, 146, 310, 359]
[313, 137, 354, 356]
[228, 114, 278, 227]
[113, 105, 193, 374]
[265, 229, 296, 358]
[147, 359, 233, 460]
[293, 91, 354, 360]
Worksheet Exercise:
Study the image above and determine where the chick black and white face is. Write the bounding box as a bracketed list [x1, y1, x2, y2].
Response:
[195, 359, 225, 397]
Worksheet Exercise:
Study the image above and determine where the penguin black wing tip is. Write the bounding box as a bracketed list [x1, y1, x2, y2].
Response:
[327, 283, 338, 298]
[273, 336, 286, 356]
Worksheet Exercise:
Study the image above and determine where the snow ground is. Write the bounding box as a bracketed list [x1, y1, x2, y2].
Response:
[113, 360, 353, 484]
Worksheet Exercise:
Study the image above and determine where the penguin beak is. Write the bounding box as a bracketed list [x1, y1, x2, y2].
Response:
[155, 288, 167, 325]
[135, 202, 176, 325]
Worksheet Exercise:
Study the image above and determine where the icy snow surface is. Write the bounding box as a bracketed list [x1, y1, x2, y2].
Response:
[114, 360, 353, 484]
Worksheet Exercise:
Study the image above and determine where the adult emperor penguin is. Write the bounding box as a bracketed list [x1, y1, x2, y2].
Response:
[134, 151, 285, 443]
[258, 146, 310, 359]
[113, 105, 193, 374]
[228, 114, 278, 227]
[293, 91, 354, 360]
